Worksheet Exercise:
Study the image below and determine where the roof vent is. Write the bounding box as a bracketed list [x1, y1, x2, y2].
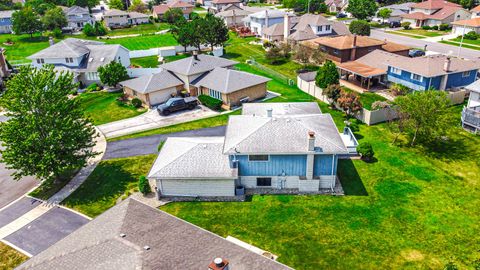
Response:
[88, 58, 93, 62]
[266, 108, 273, 117]
[143, 245, 150, 250]
[119, 233, 126, 238]
[208, 258, 229, 270]
[100, 57, 105, 62]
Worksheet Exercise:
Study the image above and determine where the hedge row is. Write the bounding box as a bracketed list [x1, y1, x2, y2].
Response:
[198, 95, 223, 111]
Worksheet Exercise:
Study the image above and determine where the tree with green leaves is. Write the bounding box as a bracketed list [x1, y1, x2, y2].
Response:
[0, 65, 98, 182]
[346, 0, 377, 20]
[108, 0, 124, 10]
[12, 7, 43, 38]
[202, 14, 229, 51]
[394, 90, 455, 146]
[138, 176, 151, 195]
[98, 61, 128, 87]
[377, 8, 392, 24]
[25, 0, 56, 15]
[42, 6, 68, 31]
[315, 60, 339, 89]
[460, 0, 474, 9]
[349, 20, 370, 36]
[322, 84, 341, 105]
[67, 0, 100, 8]
[128, 0, 148, 13]
[164, 8, 184, 23]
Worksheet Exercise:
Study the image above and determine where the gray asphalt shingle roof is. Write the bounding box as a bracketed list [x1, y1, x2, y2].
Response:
[160, 54, 238, 76]
[17, 198, 290, 270]
[120, 70, 183, 94]
[148, 137, 237, 179]
[242, 102, 322, 116]
[192, 67, 270, 94]
[28, 38, 103, 59]
[223, 114, 348, 154]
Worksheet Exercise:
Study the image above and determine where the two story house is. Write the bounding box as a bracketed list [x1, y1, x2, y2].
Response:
[28, 38, 130, 86]
[152, 1, 194, 20]
[210, 0, 241, 13]
[400, 0, 470, 27]
[372, 2, 416, 23]
[243, 9, 295, 36]
[0, 10, 14, 34]
[325, 0, 348, 13]
[62, 6, 94, 31]
[387, 55, 480, 91]
[462, 80, 480, 133]
[103, 9, 150, 28]
[148, 102, 358, 198]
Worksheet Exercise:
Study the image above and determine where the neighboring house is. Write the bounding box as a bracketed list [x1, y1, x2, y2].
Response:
[28, 38, 130, 86]
[152, 1, 194, 20]
[400, 0, 470, 27]
[302, 35, 410, 63]
[242, 9, 295, 36]
[0, 10, 14, 34]
[103, 9, 129, 27]
[325, 0, 348, 13]
[462, 80, 480, 133]
[215, 8, 253, 27]
[62, 6, 94, 31]
[451, 17, 480, 35]
[17, 198, 291, 270]
[471, 5, 480, 18]
[210, 0, 241, 13]
[387, 55, 480, 91]
[127, 11, 150, 24]
[372, 2, 416, 23]
[148, 102, 358, 197]
[262, 13, 350, 42]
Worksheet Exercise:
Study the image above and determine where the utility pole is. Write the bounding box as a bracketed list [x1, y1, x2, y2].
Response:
[458, 21, 467, 58]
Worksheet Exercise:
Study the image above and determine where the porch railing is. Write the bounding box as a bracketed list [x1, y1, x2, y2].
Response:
[462, 106, 480, 129]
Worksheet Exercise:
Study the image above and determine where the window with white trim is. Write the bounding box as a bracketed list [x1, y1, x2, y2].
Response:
[208, 89, 222, 100]
[65, 57, 73, 63]
[317, 25, 323, 32]
[248, 155, 269, 161]
[462, 71, 471, 77]
[411, 73, 422, 82]
[36, 58, 44, 64]
[390, 67, 401, 75]
[325, 25, 331, 31]
[86, 72, 99, 81]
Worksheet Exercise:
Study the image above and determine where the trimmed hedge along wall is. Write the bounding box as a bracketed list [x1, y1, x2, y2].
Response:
[198, 95, 223, 111]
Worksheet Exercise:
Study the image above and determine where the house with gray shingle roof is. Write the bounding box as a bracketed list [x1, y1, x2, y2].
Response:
[62, 6, 94, 31]
[17, 198, 292, 270]
[148, 102, 358, 197]
[28, 38, 130, 86]
[0, 10, 14, 34]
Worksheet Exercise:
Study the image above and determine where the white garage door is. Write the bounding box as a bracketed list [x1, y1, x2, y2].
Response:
[158, 179, 235, 197]
[149, 88, 177, 105]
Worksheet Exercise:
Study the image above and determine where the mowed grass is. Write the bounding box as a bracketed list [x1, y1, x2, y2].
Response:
[77, 92, 146, 125]
[62, 154, 156, 217]
[161, 105, 480, 269]
[104, 23, 170, 36]
[131, 56, 159, 68]
[440, 40, 480, 50]
[0, 242, 28, 270]
[0, 34, 56, 63]
[101, 33, 178, 50]
[387, 29, 449, 39]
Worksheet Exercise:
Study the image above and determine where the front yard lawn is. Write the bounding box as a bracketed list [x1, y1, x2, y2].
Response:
[0, 242, 28, 269]
[77, 92, 147, 125]
[62, 154, 156, 218]
[161, 104, 480, 269]
[387, 29, 449, 39]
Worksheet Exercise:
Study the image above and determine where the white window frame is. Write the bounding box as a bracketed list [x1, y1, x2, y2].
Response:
[462, 71, 471, 77]
[317, 25, 323, 32]
[390, 67, 401, 75]
[248, 155, 270, 162]
[208, 89, 222, 100]
[411, 73, 423, 82]
[325, 25, 331, 31]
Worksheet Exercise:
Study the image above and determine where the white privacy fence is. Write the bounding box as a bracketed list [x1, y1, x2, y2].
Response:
[127, 68, 163, 77]
[129, 46, 224, 58]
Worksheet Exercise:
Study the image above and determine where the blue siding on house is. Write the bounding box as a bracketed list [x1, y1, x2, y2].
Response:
[387, 67, 429, 91]
[0, 18, 12, 27]
[429, 76, 442, 90]
[313, 155, 336, 176]
[235, 155, 307, 176]
[446, 70, 477, 89]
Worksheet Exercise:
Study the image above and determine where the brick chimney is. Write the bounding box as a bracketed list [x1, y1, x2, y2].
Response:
[308, 131, 315, 151]
[350, 35, 357, 61]
[208, 258, 229, 270]
[283, 13, 290, 40]
[443, 57, 451, 72]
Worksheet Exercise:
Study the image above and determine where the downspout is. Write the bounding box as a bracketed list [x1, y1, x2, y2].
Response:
[330, 154, 335, 193]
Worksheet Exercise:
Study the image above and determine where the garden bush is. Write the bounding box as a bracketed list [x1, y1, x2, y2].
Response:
[431, 25, 438, 30]
[349, 20, 371, 36]
[439, 23, 450, 31]
[401, 22, 411, 30]
[421, 25, 431, 30]
[131, 98, 142, 108]
[464, 31, 478, 40]
[198, 94, 223, 111]
[138, 176, 151, 195]
[86, 83, 99, 92]
[357, 142, 374, 161]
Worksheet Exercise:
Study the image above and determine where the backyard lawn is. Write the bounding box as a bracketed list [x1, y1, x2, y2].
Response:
[62, 154, 156, 218]
[130, 54, 189, 68]
[77, 92, 146, 125]
[104, 23, 170, 36]
[0, 242, 28, 270]
[0, 34, 57, 64]
[101, 33, 178, 50]
[161, 104, 480, 269]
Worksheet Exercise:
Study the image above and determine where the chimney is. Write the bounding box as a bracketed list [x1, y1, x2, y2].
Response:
[306, 131, 315, 180]
[283, 13, 290, 40]
[443, 57, 451, 72]
[350, 34, 357, 61]
[49, 36, 55, 46]
[208, 258, 230, 270]
[266, 108, 273, 117]
[308, 131, 315, 151]
[193, 50, 199, 60]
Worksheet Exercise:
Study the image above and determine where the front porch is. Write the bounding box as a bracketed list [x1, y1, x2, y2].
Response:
[462, 105, 480, 133]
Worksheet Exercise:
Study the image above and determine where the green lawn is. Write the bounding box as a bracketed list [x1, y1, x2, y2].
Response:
[29, 169, 79, 200]
[440, 40, 480, 50]
[77, 92, 146, 125]
[387, 29, 449, 39]
[100, 33, 178, 50]
[62, 154, 156, 218]
[0, 242, 28, 270]
[161, 104, 480, 269]
[131, 56, 159, 68]
[0, 34, 57, 63]
[105, 23, 170, 36]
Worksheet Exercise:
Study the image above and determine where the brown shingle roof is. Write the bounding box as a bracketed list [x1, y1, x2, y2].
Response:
[305, 35, 385, 50]
[472, 5, 480, 12]
[382, 41, 411, 52]
[338, 61, 386, 77]
[338, 50, 408, 77]
[411, 0, 460, 10]
[213, 0, 241, 4]
[452, 17, 480, 27]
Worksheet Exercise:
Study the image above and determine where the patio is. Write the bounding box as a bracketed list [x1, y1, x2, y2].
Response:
[337, 62, 388, 93]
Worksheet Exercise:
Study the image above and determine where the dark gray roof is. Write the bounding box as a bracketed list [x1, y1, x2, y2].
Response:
[28, 38, 103, 59]
[120, 70, 183, 94]
[223, 113, 348, 154]
[192, 67, 270, 93]
[160, 54, 238, 76]
[17, 198, 290, 270]
[242, 102, 322, 116]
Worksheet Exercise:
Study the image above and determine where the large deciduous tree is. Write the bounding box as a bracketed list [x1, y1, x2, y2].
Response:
[42, 6, 68, 31]
[163, 8, 184, 23]
[377, 8, 392, 24]
[12, 7, 43, 38]
[202, 14, 228, 51]
[98, 61, 128, 87]
[108, 0, 125, 10]
[315, 60, 339, 89]
[346, 0, 377, 20]
[0, 65, 98, 182]
[349, 20, 371, 36]
[128, 0, 148, 13]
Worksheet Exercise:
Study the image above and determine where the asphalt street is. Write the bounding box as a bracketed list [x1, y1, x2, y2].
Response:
[103, 126, 227, 159]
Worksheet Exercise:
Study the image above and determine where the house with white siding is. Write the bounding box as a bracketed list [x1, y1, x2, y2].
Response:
[148, 102, 358, 198]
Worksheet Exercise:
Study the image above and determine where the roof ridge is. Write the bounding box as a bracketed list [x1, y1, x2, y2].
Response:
[148, 138, 200, 177]
[297, 114, 347, 152]
[224, 68, 230, 92]
[143, 73, 155, 92]
[223, 116, 270, 153]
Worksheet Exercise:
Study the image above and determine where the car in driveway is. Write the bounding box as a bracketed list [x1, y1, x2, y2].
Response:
[336, 13, 347, 18]
[409, 49, 426, 58]
[157, 97, 198, 116]
[389, 21, 401, 28]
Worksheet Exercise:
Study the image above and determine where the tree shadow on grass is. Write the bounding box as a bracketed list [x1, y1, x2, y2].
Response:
[422, 136, 469, 161]
[338, 159, 368, 196]
[223, 52, 242, 59]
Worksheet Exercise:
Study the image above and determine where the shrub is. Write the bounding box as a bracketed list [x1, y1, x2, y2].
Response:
[421, 25, 431, 30]
[401, 21, 411, 30]
[198, 94, 223, 111]
[138, 176, 151, 195]
[439, 23, 450, 31]
[131, 98, 142, 108]
[431, 25, 438, 30]
[263, 40, 273, 48]
[83, 23, 95, 36]
[464, 31, 478, 40]
[357, 142, 374, 161]
[52, 28, 63, 38]
[195, 2, 201, 7]
[389, 83, 410, 96]
[349, 20, 371, 36]
[86, 83, 98, 92]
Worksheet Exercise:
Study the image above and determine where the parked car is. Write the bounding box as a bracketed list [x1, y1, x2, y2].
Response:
[157, 97, 198, 116]
[409, 49, 426, 58]
[389, 21, 401, 28]
[336, 13, 347, 18]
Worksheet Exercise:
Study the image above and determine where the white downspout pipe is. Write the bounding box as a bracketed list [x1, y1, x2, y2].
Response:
[330, 154, 335, 192]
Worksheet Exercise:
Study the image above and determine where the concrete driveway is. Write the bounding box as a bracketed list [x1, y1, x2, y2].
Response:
[103, 126, 227, 159]
[98, 105, 219, 139]
[0, 159, 38, 210]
